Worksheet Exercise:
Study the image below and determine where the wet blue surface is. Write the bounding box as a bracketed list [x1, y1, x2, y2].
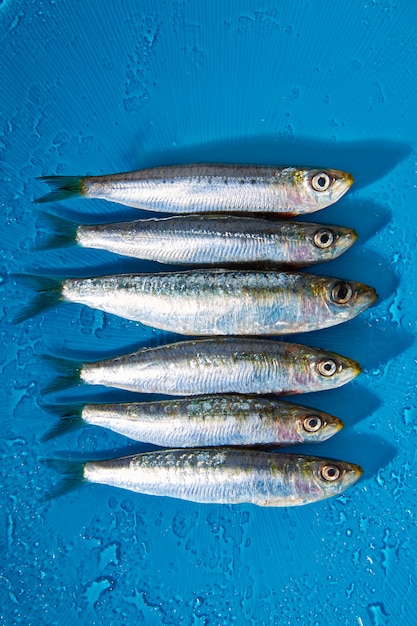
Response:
[1, 1, 417, 624]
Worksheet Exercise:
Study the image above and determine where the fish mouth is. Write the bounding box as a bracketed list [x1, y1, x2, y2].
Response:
[342, 358, 362, 383]
[327, 169, 354, 189]
[345, 228, 359, 245]
[366, 287, 378, 306]
[326, 169, 354, 203]
[343, 172, 355, 188]
[330, 417, 344, 435]
[354, 285, 378, 310]
[319, 417, 344, 441]
[333, 228, 359, 256]
[343, 464, 364, 488]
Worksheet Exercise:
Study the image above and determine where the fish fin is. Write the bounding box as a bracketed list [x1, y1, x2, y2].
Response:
[11, 274, 63, 324]
[35, 212, 78, 251]
[41, 355, 83, 395]
[41, 458, 86, 500]
[41, 405, 84, 441]
[34, 176, 86, 204]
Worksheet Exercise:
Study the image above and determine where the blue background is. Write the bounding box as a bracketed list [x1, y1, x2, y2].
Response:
[1, 1, 416, 624]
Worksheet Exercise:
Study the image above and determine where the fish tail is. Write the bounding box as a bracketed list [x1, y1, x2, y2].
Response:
[36, 212, 78, 251]
[41, 355, 83, 395]
[41, 405, 84, 441]
[11, 274, 63, 324]
[41, 458, 86, 500]
[34, 176, 86, 204]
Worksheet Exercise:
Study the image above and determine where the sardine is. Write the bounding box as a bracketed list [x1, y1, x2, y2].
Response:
[43, 395, 343, 446]
[39, 213, 358, 266]
[46, 337, 361, 396]
[16, 270, 377, 335]
[46, 449, 363, 506]
[34, 164, 354, 215]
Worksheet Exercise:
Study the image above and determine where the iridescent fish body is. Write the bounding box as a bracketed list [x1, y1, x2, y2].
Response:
[35, 164, 354, 215]
[44, 395, 343, 446]
[48, 337, 361, 396]
[41, 214, 358, 266]
[20, 270, 377, 335]
[50, 449, 363, 507]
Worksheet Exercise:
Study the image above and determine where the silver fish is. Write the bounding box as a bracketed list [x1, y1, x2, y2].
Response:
[40, 214, 358, 266]
[47, 337, 361, 396]
[43, 395, 343, 446]
[47, 449, 363, 506]
[34, 164, 354, 215]
[18, 270, 377, 335]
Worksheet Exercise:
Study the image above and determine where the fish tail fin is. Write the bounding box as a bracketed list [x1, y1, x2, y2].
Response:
[41, 355, 83, 395]
[36, 212, 78, 251]
[42, 458, 86, 500]
[34, 176, 86, 204]
[41, 405, 84, 442]
[11, 274, 63, 324]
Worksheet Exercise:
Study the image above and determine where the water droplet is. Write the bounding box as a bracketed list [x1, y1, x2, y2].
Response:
[376, 468, 385, 487]
[366, 602, 389, 626]
[401, 405, 415, 427]
[346, 582, 355, 598]
[172, 509, 198, 538]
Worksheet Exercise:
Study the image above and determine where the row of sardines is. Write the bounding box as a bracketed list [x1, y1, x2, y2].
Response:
[22, 163, 376, 507]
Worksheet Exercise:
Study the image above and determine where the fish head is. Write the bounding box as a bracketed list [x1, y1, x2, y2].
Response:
[312, 276, 378, 324]
[274, 454, 363, 505]
[306, 224, 358, 261]
[306, 456, 364, 501]
[290, 167, 354, 213]
[292, 408, 344, 443]
[303, 347, 362, 392]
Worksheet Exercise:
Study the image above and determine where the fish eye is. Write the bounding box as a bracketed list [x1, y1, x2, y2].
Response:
[303, 415, 322, 432]
[331, 281, 353, 304]
[320, 464, 341, 482]
[317, 358, 338, 377]
[311, 172, 331, 192]
[313, 228, 335, 249]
